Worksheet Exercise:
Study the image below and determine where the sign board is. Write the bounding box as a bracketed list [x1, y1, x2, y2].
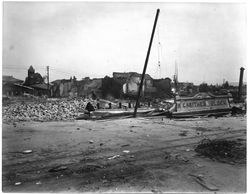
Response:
[176, 93, 230, 113]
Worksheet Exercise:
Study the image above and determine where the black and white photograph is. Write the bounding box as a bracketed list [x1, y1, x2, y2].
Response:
[2, 1, 247, 193]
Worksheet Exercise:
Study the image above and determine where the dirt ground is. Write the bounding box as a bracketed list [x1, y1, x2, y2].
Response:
[2, 115, 246, 193]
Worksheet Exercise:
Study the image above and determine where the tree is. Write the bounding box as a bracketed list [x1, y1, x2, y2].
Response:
[199, 83, 209, 92]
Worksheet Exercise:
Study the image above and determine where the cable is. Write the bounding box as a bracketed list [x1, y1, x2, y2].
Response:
[156, 20, 162, 79]
[3, 65, 88, 81]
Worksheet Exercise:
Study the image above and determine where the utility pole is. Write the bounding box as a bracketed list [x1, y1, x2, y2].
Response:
[174, 60, 178, 93]
[47, 66, 50, 97]
[133, 9, 160, 117]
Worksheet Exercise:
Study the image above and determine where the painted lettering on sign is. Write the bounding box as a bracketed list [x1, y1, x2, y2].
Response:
[176, 98, 229, 113]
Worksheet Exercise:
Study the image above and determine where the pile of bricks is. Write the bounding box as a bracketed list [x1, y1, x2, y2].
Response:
[2, 98, 97, 122]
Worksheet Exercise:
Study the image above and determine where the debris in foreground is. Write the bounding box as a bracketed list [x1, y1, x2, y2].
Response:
[22, 150, 33, 154]
[151, 188, 162, 193]
[195, 138, 246, 164]
[121, 144, 130, 147]
[36, 181, 42, 185]
[48, 166, 68, 172]
[189, 174, 219, 191]
[108, 155, 120, 160]
[3, 98, 97, 122]
[179, 131, 188, 136]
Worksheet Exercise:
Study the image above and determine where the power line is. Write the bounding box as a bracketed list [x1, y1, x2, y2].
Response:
[157, 22, 161, 79]
[3, 66, 71, 76]
[3, 65, 87, 80]
[3, 67, 46, 72]
[47, 66, 50, 97]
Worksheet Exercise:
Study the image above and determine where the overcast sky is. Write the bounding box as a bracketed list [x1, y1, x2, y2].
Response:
[3, 2, 246, 85]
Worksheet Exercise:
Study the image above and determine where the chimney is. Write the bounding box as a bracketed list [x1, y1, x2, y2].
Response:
[238, 67, 245, 100]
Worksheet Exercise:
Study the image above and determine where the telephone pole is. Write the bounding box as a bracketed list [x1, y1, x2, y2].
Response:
[47, 66, 50, 97]
[133, 9, 160, 117]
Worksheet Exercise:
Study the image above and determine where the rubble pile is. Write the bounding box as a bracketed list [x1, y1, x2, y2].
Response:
[195, 139, 246, 164]
[2, 99, 97, 122]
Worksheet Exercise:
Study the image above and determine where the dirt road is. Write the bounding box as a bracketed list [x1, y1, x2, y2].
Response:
[2, 116, 246, 192]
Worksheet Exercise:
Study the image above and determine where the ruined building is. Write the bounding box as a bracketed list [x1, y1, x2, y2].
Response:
[24, 66, 44, 86]
[77, 77, 102, 98]
[51, 77, 78, 98]
[153, 78, 172, 98]
[24, 66, 49, 96]
[113, 72, 173, 98]
[51, 77, 102, 98]
[50, 72, 173, 99]
[2, 75, 26, 97]
[113, 72, 156, 97]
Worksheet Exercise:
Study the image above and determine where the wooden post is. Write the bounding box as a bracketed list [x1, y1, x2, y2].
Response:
[47, 66, 50, 97]
[134, 9, 160, 117]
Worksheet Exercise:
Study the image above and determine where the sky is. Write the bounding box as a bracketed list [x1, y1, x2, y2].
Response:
[2, 2, 247, 85]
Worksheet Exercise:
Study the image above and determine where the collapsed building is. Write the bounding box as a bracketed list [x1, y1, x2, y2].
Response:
[77, 77, 102, 98]
[24, 66, 44, 86]
[121, 72, 156, 97]
[153, 78, 172, 98]
[3, 66, 51, 97]
[49, 72, 172, 99]
[23, 66, 50, 96]
[2, 76, 27, 97]
[51, 77, 102, 98]
[113, 72, 155, 96]
[51, 77, 78, 98]
[113, 72, 172, 98]
[3, 69, 174, 99]
[7, 68, 243, 101]
[177, 82, 199, 96]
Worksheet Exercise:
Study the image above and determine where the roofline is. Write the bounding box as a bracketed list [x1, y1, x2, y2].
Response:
[13, 83, 34, 90]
